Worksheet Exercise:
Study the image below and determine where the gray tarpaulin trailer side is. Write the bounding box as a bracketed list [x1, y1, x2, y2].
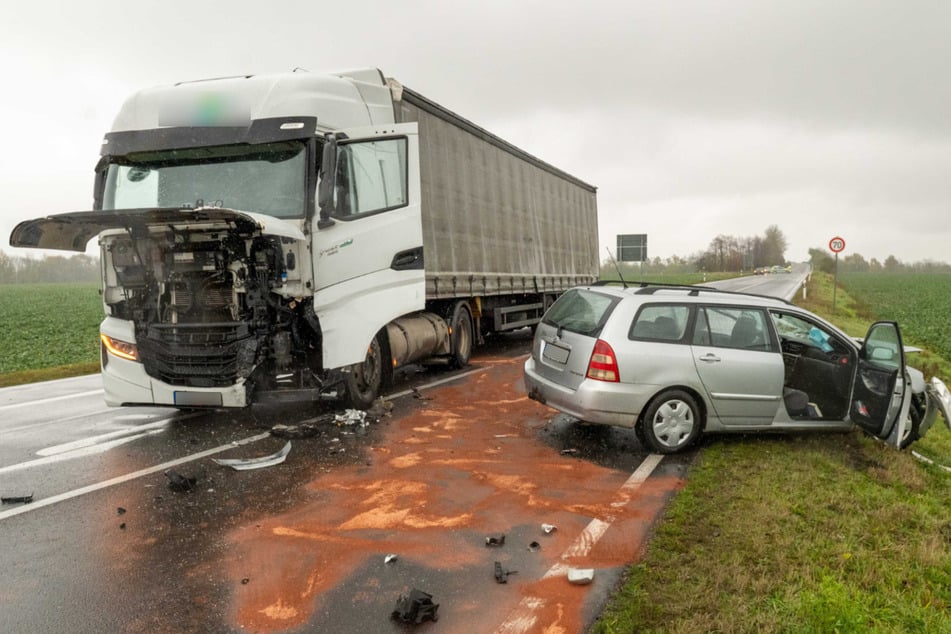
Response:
[393, 84, 599, 301]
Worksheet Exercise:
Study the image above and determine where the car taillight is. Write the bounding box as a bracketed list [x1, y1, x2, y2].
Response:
[586, 339, 619, 382]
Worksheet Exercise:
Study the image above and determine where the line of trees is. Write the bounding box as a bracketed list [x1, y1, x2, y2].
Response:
[0, 252, 100, 284]
[603, 225, 790, 276]
[808, 249, 951, 274]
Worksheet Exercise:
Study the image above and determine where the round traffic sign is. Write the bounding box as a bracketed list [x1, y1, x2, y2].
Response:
[829, 236, 846, 253]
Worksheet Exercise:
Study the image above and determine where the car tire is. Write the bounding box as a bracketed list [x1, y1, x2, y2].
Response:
[896, 398, 923, 450]
[344, 331, 390, 409]
[640, 389, 702, 454]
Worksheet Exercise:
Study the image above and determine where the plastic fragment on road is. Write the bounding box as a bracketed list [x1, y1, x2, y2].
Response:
[541, 523, 557, 534]
[411, 387, 432, 401]
[212, 441, 292, 471]
[384, 554, 398, 564]
[335, 409, 368, 426]
[560, 448, 579, 456]
[1, 494, 34, 505]
[164, 470, 197, 492]
[567, 568, 595, 585]
[485, 534, 506, 547]
[391, 588, 439, 624]
[528, 541, 541, 552]
[494, 561, 518, 583]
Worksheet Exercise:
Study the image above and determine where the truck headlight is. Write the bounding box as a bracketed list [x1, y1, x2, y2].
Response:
[101, 334, 139, 362]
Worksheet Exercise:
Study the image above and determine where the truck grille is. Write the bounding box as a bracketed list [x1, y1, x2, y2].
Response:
[137, 322, 258, 387]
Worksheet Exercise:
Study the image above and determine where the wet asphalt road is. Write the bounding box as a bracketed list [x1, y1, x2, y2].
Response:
[0, 273, 798, 633]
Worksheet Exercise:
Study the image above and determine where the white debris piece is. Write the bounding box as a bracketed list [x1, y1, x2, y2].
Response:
[567, 568, 595, 585]
[212, 442, 292, 471]
[541, 523, 557, 534]
[335, 409, 368, 426]
[385, 554, 398, 564]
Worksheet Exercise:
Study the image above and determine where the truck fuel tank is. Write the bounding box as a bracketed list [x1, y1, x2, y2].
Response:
[386, 312, 450, 368]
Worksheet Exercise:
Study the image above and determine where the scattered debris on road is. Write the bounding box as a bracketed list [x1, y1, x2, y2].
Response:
[213, 441, 292, 471]
[164, 470, 197, 493]
[567, 568, 595, 585]
[117, 507, 126, 515]
[541, 523, 557, 534]
[1, 494, 34, 505]
[560, 448, 579, 456]
[392, 588, 439, 624]
[485, 534, 506, 547]
[384, 554, 398, 564]
[411, 387, 432, 401]
[494, 561, 517, 583]
[335, 409, 368, 427]
[528, 541, 541, 552]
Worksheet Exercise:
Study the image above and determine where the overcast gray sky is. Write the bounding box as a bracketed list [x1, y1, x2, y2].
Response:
[2, 0, 949, 264]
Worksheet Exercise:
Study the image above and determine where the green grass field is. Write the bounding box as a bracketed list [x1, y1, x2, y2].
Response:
[841, 272, 951, 361]
[0, 283, 102, 382]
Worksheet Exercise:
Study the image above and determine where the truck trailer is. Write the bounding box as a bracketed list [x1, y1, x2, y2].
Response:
[11, 68, 599, 408]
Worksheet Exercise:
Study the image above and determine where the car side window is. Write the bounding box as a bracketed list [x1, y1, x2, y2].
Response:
[770, 311, 848, 355]
[695, 307, 775, 352]
[629, 304, 690, 342]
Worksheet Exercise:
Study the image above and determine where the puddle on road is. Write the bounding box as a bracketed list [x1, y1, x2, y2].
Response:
[223, 355, 686, 632]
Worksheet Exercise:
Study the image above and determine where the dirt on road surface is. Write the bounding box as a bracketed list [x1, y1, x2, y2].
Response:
[223, 354, 687, 633]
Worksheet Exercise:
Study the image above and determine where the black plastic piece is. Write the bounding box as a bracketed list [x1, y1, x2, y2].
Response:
[392, 588, 439, 624]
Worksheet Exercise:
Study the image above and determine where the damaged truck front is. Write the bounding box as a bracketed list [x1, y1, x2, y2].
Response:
[10, 69, 599, 409]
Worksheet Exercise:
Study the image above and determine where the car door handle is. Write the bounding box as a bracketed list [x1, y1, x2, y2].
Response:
[699, 353, 721, 363]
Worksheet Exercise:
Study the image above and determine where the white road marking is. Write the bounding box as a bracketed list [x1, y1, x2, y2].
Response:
[385, 367, 487, 400]
[0, 430, 166, 474]
[495, 453, 666, 634]
[0, 389, 104, 412]
[0, 432, 271, 522]
[0, 367, 487, 521]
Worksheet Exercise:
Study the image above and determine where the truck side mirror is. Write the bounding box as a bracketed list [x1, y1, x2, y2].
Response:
[317, 134, 337, 229]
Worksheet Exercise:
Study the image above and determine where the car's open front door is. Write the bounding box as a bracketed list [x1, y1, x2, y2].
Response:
[850, 321, 910, 447]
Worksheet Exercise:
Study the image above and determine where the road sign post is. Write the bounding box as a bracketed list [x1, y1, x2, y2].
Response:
[829, 236, 846, 314]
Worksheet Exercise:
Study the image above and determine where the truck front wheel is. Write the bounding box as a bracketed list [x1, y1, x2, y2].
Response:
[344, 331, 390, 409]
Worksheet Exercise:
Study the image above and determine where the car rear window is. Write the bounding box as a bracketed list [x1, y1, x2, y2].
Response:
[542, 289, 619, 336]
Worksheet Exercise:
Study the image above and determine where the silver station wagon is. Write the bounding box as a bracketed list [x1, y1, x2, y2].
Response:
[524, 283, 950, 454]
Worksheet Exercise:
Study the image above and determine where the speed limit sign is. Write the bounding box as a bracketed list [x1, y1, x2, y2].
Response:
[829, 236, 846, 253]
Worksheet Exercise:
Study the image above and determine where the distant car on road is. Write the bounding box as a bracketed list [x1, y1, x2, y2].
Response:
[524, 283, 950, 454]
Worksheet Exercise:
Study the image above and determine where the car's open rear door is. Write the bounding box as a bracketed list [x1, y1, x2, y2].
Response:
[849, 321, 910, 447]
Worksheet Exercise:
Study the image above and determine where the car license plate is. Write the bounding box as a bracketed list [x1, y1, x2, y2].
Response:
[543, 341, 570, 364]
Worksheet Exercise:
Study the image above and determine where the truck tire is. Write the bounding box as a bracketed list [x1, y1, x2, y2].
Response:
[344, 331, 390, 409]
[449, 301, 473, 369]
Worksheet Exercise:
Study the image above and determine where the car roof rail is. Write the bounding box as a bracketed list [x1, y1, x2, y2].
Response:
[593, 279, 792, 305]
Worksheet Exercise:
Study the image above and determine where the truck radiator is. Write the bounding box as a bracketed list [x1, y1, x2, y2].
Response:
[137, 323, 257, 387]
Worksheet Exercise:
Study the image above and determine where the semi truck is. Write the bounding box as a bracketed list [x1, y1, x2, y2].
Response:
[10, 68, 599, 409]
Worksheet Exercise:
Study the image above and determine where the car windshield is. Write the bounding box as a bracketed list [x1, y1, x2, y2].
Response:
[102, 141, 307, 218]
[542, 289, 619, 336]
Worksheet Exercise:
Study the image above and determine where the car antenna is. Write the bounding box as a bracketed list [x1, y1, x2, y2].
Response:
[605, 247, 629, 288]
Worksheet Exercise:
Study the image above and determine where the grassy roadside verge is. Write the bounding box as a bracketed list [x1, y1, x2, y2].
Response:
[593, 273, 951, 633]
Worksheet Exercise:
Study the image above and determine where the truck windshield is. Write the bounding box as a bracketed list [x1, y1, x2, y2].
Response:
[102, 141, 307, 218]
